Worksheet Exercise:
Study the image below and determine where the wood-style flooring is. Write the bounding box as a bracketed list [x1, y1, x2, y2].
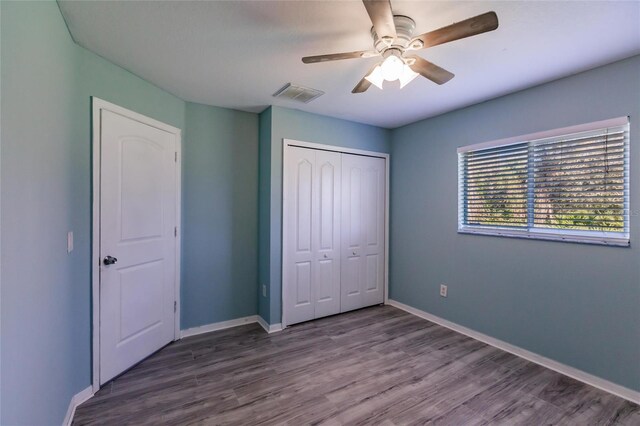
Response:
[74, 306, 640, 425]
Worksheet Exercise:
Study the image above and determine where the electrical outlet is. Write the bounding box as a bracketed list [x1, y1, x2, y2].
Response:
[262, 284, 267, 297]
[440, 284, 448, 298]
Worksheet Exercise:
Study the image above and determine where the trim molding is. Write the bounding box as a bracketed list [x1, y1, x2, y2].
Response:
[257, 316, 283, 334]
[180, 315, 258, 338]
[63, 386, 93, 426]
[388, 299, 640, 404]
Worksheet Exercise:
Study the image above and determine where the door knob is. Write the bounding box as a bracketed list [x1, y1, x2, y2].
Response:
[323, 254, 328, 258]
[103, 256, 118, 265]
[352, 251, 357, 256]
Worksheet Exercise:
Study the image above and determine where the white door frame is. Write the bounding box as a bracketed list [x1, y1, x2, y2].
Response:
[91, 97, 182, 392]
[281, 139, 390, 328]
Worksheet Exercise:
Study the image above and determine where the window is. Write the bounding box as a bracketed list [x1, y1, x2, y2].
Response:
[458, 117, 630, 246]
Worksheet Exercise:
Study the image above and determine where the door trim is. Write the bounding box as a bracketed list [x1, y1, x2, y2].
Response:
[91, 97, 182, 392]
[281, 139, 390, 328]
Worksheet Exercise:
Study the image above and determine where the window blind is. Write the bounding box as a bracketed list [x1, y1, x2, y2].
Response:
[461, 142, 529, 228]
[458, 118, 630, 245]
[531, 125, 628, 233]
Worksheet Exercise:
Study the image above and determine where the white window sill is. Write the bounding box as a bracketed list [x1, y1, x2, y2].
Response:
[458, 226, 630, 247]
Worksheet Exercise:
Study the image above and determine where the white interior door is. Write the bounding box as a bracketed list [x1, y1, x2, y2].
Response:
[341, 154, 386, 312]
[100, 109, 177, 384]
[284, 147, 341, 325]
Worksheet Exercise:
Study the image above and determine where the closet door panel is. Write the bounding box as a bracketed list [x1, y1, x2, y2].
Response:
[348, 167, 362, 249]
[364, 167, 380, 247]
[365, 254, 380, 292]
[284, 147, 316, 325]
[313, 150, 341, 318]
[362, 157, 386, 306]
[294, 262, 312, 306]
[285, 145, 385, 326]
[340, 155, 365, 312]
[319, 161, 337, 251]
[296, 160, 313, 254]
[341, 154, 385, 312]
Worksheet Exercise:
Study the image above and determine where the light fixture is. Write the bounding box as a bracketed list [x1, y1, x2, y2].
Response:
[380, 54, 404, 81]
[398, 65, 419, 88]
[365, 65, 385, 90]
[365, 50, 420, 90]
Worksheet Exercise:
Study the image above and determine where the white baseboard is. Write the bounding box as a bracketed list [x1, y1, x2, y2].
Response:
[63, 386, 93, 426]
[388, 299, 640, 404]
[257, 316, 283, 333]
[180, 315, 283, 338]
[180, 315, 259, 338]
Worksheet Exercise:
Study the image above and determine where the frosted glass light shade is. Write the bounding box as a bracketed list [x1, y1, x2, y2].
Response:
[365, 65, 384, 89]
[399, 65, 419, 89]
[380, 55, 404, 81]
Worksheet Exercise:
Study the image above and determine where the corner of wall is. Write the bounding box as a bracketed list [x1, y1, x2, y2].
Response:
[257, 107, 273, 323]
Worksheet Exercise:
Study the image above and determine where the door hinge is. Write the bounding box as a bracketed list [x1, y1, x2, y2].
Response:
[174, 226, 177, 237]
[174, 301, 177, 313]
[175, 152, 178, 162]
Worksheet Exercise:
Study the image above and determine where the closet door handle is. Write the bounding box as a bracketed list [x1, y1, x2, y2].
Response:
[352, 251, 357, 256]
[323, 254, 328, 259]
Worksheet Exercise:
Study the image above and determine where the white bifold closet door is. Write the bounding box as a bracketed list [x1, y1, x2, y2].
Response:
[284, 145, 386, 326]
[340, 154, 385, 312]
[284, 147, 342, 325]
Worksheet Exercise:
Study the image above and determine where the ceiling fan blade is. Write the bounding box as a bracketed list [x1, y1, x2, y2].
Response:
[362, 0, 397, 42]
[302, 50, 378, 64]
[352, 63, 380, 93]
[411, 11, 498, 49]
[407, 55, 454, 85]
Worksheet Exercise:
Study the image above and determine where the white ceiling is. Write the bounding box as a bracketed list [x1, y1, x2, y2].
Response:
[58, 1, 640, 129]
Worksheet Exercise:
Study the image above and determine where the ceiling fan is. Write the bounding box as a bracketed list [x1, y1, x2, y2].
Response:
[301, 0, 499, 93]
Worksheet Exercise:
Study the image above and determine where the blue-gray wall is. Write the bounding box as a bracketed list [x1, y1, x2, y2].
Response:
[389, 55, 640, 392]
[1, 2, 185, 424]
[182, 102, 259, 328]
[259, 106, 392, 324]
[1, 3, 85, 424]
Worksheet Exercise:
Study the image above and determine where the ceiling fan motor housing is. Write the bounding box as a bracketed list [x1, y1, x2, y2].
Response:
[372, 15, 416, 53]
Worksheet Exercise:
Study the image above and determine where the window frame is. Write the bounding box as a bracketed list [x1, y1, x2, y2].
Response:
[457, 117, 630, 247]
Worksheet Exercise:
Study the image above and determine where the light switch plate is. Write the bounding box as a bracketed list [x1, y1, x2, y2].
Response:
[67, 231, 74, 253]
[262, 284, 267, 297]
[440, 284, 448, 298]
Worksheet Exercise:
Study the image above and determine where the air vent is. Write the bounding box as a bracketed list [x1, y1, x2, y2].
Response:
[273, 83, 324, 103]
